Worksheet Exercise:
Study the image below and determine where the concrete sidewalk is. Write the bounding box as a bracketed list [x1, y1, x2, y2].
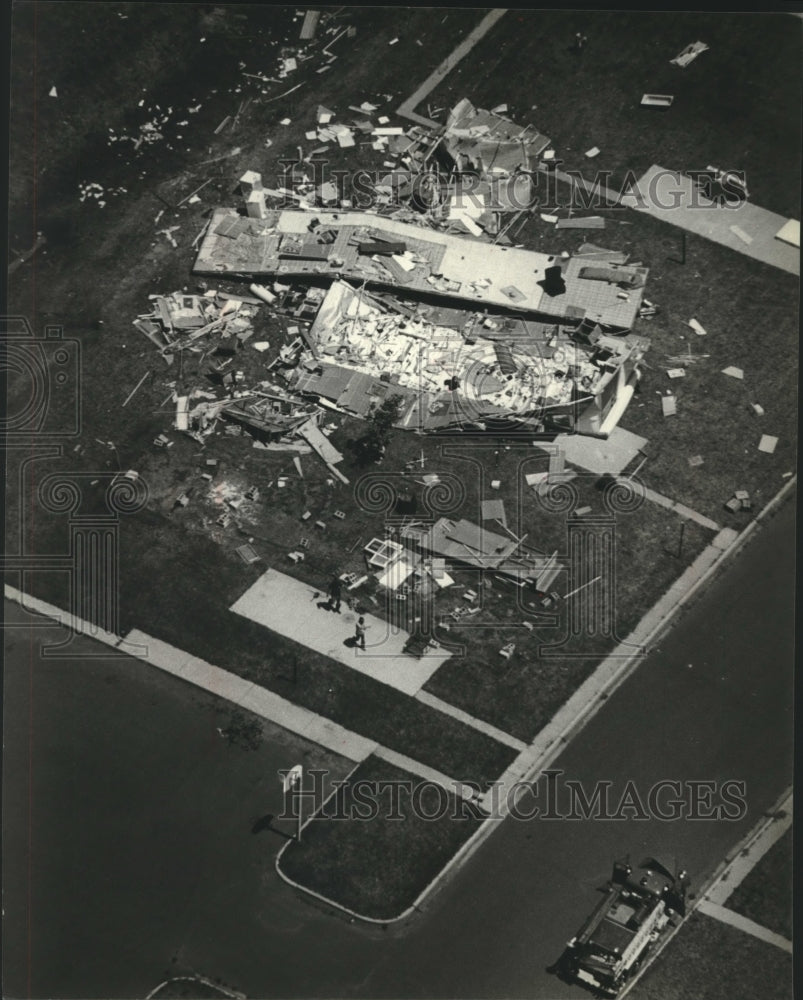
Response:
[230, 568, 451, 696]
[695, 788, 793, 954]
[618, 477, 721, 532]
[396, 9, 508, 128]
[622, 165, 800, 276]
[704, 789, 793, 906]
[123, 628, 379, 763]
[697, 900, 793, 953]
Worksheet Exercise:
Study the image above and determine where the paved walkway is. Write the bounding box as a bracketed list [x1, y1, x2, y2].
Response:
[230, 568, 451, 696]
[396, 9, 508, 128]
[617, 477, 721, 532]
[373, 746, 474, 800]
[622, 165, 800, 276]
[704, 788, 792, 903]
[415, 690, 527, 752]
[697, 900, 793, 953]
[124, 626, 473, 797]
[123, 628, 379, 763]
[695, 789, 794, 953]
[4, 585, 480, 797]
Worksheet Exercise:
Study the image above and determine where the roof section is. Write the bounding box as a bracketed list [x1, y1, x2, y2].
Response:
[442, 98, 552, 175]
[195, 208, 648, 328]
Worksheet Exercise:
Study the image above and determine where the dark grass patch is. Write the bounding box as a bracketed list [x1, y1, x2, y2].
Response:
[423, 475, 712, 742]
[427, 11, 801, 218]
[277, 756, 482, 920]
[726, 826, 793, 941]
[114, 516, 519, 788]
[631, 910, 793, 1000]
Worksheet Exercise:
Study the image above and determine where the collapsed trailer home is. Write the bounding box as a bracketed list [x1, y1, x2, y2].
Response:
[285, 280, 649, 436]
[194, 208, 649, 328]
[439, 97, 552, 177]
[401, 517, 562, 591]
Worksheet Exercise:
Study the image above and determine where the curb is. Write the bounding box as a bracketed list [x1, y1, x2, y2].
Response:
[618, 783, 794, 997]
[315, 475, 797, 925]
[5, 478, 795, 928]
[271, 761, 393, 924]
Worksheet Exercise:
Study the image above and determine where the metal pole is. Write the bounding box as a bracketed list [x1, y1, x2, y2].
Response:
[676, 522, 685, 559]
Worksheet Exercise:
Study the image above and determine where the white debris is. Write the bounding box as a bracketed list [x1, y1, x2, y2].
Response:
[670, 41, 709, 68]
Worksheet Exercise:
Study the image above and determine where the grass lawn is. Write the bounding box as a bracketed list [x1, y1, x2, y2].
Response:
[5, 6, 799, 907]
[277, 755, 482, 920]
[427, 10, 802, 218]
[631, 911, 793, 1000]
[426, 10, 800, 524]
[422, 466, 713, 741]
[726, 826, 793, 941]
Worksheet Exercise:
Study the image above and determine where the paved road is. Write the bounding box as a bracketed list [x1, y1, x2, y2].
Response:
[2, 496, 794, 998]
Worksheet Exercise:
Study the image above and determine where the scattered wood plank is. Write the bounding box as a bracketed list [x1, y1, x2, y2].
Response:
[122, 370, 151, 408]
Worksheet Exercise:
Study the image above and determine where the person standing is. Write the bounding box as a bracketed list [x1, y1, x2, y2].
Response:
[329, 575, 342, 613]
[354, 616, 367, 650]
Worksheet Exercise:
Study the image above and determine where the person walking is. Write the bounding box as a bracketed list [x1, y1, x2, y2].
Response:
[354, 616, 368, 650]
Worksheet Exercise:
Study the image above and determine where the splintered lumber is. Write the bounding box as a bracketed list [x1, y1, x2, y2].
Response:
[122, 370, 151, 407]
[297, 418, 344, 465]
[299, 9, 321, 40]
[555, 216, 606, 230]
[133, 317, 169, 349]
[327, 462, 350, 484]
[177, 177, 213, 207]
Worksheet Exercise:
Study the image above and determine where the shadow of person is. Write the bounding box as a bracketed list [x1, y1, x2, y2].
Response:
[251, 814, 274, 835]
[343, 636, 357, 648]
[317, 600, 332, 611]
